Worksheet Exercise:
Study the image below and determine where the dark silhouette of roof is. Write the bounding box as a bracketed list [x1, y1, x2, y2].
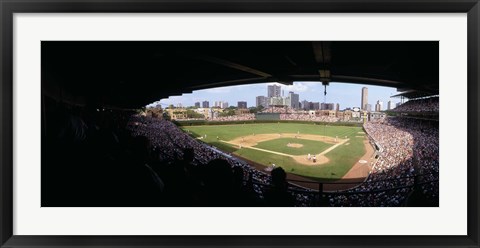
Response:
[42, 41, 438, 109]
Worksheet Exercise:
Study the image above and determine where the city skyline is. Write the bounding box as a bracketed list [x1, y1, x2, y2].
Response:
[152, 82, 401, 110]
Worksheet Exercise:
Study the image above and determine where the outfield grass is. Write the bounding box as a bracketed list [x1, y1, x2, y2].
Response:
[182, 123, 365, 180]
[253, 138, 332, 156]
[184, 123, 360, 141]
[235, 136, 364, 180]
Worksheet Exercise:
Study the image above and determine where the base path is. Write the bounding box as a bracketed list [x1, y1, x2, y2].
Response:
[222, 133, 376, 191]
[223, 133, 347, 166]
[233, 145, 294, 157]
[323, 139, 376, 192]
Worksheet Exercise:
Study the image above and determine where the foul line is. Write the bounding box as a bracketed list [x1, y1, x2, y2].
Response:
[220, 138, 349, 158]
[318, 139, 349, 155]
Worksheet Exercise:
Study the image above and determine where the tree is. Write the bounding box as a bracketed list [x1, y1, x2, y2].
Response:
[248, 105, 264, 113]
[186, 109, 205, 119]
[219, 109, 235, 117]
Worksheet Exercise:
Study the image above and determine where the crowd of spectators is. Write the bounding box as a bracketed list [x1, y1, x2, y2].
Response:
[126, 116, 319, 206]
[327, 117, 439, 206]
[261, 106, 290, 113]
[211, 114, 256, 122]
[280, 113, 339, 122]
[393, 96, 439, 112]
[45, 100, 438, 207]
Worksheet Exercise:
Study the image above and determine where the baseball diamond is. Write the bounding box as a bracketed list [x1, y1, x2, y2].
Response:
[182, 123, 375, 181]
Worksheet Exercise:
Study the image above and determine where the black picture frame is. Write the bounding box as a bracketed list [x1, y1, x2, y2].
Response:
[1, 1, 479, 247]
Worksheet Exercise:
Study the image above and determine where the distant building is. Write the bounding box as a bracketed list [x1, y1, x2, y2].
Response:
[237, 101, 247, 109]
[337, 111, 344, 120]
[194, 102, 200, 108]
[375, 100, 383, 112]
[301, 100, 310, 110]
[194, 108, 210, 119]
[284, 96, 291, 107]
[366, 104, 372, 112]
[166, 108, 187, 120]
[343, 110, 352, 120]
[292, 95, 300, 109]
[268, 84, 281, 97]
[312, 102, 320, 110]
[285, 91, 300, 109]
[202, 101, 209, 108]
[219, 101, 228, 109]
[387, 100, 393, 110]
[256, 96, 269, 108]
[361, 87, 368, 110]
[321, 103, 335, 110]
[336, 103, 340, 111]
[235, 109, 250, 115]
[214, 101, 228, 108]
[352, 111, 361, 119]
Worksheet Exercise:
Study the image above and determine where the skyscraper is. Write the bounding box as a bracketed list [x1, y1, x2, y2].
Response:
[256, 96, 269, 108]
[321, 103, 335, 110]
[366, 104, 372, 112]
[301, 100, 310, 110]
[268, 84, 281, 97]
[387, 100, 392, 110]
[194, 102, 200, 108]
[202, 101, 209, 108]
[361, 87, 368, 111]
[288, 91, 300, 109]
[375, 100, 383, 112]
[219, 101, 228, 109]
[237, 101, 247, 109]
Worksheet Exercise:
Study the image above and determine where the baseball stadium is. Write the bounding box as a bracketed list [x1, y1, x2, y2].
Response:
[41, 41, 439, 207]
[181, 121, 373, 188]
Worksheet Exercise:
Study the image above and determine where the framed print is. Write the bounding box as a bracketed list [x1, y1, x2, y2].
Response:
[1, 0, 479, 247]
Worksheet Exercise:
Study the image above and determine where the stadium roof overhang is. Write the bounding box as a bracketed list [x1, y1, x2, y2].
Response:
[42, 41, 439, 109]
[391, 90, 439, 99]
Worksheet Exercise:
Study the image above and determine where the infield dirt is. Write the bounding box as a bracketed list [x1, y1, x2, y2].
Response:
[225, 133, 349, 166]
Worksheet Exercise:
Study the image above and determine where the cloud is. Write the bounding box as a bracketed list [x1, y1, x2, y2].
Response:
[159, 95, 186, 105]
[285, 82, 324, 93]
[200, 86, 232, 94]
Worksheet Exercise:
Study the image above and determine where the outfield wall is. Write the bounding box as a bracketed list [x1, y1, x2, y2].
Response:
[255, 113, 280, 120]
[173, 119, 363, 127]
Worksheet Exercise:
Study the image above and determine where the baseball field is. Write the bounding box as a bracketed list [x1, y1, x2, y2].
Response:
[181, 122, 373, 181]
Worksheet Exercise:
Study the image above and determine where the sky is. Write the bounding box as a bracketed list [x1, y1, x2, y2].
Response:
[150, 82, 401, 110]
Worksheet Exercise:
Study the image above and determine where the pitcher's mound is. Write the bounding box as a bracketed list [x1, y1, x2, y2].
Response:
[287, 143, 303, 148]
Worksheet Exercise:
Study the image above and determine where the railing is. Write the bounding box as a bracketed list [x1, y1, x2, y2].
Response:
[251, 172, 438, 206]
